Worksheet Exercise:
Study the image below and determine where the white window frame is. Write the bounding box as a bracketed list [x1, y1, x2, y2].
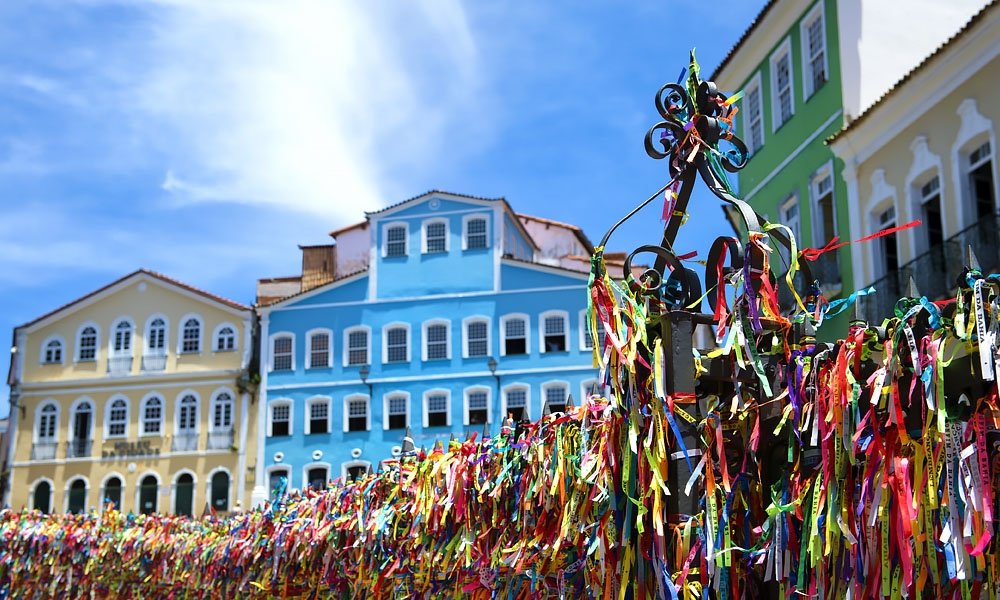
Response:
[382, 391, 411, 430]
[422, 388, 452, 428]
[266, 465, 293, 493]
[538, 310, 570, 354]
[381, 322, 411, 364]
[34, 400, 60, 444]
[144, 314, 169, 355]
[39, 335, 65, 365]
[501, 384, 531, 422]
[541, 381, 570, 414]
[462, 214, 490, 250]
[499, 313, 531, 357]
[209, 388, 235, 434]
[174, 390, 200, 436]
[343, 393, 372, 432]
[104, 394, 130, 440]
[341, 460, 372, 481]
[800, 2, 828, 100]
[267, 399, 294, 437]
[139, 393, 165, 438]
[777, 193, 801, 268]
[212, 322, 238, 353]
[810, 161, 837, 248]
[421, 218, 449, 254]
[579, 309, 594, 351]
[305, 328, 334, 369]
[305, 395, 332, 435]
[206, 466, 233, 513]
[743, 71, 764, 152]
[109, 317, 135, 358]
[178, 313, 203, 355]
[462, 316, 492, 359]
[463, 386, 492, 426]
[580, 378, 607, 403]
[68, 396, 95, 446]
[952, 100, 998, 230]
[269, 332, 296, 372]
[382, 221, 409, 258]
[422, 319, 452, 362]
[75, 322, 101, 363]
[868, 168, 900, 282]
[343, 325, 372, 367]
[302, 462, 332, 491]
[769, 36, 795, 132]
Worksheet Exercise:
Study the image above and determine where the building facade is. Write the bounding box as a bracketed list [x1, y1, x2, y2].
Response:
[256, 191, 601, 499]
[828, 3, 1000, 319]
[4, 270, 257, 516]
[711, 0, 987, 333]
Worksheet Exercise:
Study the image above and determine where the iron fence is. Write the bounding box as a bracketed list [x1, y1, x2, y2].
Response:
[31, 442, 58, 460]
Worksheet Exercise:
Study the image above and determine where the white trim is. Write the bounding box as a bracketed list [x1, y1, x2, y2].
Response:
[905, 136, 945, 258]
[177, 312, 204, 355]
[499, 258, 589, 280]
[541, 380, 571, 414]
[421, 217, 450, 254]
[108, 316, 136, 359]
[99, 472, 127, 510]
[305, 395, 333, 435]
[866, 169, 900, 283]
[578, 309, 592, 351]
[135, 471, 161, 514]
[208, 387, 236, 434]
[422, 388, 452, 428]
[341, 460, 372, 481]
[305, 328, 334, 369]
[501, 383, 531, 422]
[170, 469, 198, 515]
[29, 477, 55, 512]
[20, 376, 239, 396]
[799, 1, 828, 101]
[769, 36, 795, 132]
[206, 466, 233, 512]
[33, 399, 60, 444]
[265, 465, 293, 494]
[143, 313, 170, 355]
[267, 398, 293, 437]
[74, 321, 101, 363]
[103, 393, 131, 440]
[173, 389, 201, 437]
[302, 462, 332, 491]
[267, 364, 599, 390]
[951, 99, 998, 230]
[139, 392, 165, 438]
[463, 385, 492, 426]
[381, 220, 409, 258]
[382, 390, 411, 430]
[462, 213, 490, 251]
[580, 378, 605, 402]
[743, 110, 842, 202]
[367, 191, 498, 218]
[343, 393, 371, 432]
[499, 313, 530, 357]
[381, 322, 411, 364]
[212, 321, 238, 353]
[342, 325, 372, 367]
[268, 332, 296, 372]
[742, 71, 765, 152]
[538, 310, 570, 354]
[68, 396, 95, 443]
[421, 318, 452, 362]
[39, 334, 66, 365]
[493, 203, 503, 292]
[64, 475, 90, 514]
[809, 160, 837, 248]
[462, 315, 491, 359]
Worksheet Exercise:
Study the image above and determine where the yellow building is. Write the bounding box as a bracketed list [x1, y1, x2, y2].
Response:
[4, 270, 258, 516]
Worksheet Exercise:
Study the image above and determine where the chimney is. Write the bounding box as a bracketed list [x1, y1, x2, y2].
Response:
[299, 245, 336, 292]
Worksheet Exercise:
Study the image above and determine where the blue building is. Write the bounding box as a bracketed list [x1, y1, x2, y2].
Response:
[252, 191, 601, 502]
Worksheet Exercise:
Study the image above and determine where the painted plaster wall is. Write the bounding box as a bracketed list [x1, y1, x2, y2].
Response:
[332, 223, 371, 275]
[519, 219, 588, 266]
[503, 214, 534, 261]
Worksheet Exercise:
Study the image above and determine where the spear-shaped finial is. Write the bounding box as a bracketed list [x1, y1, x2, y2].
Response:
[906, 276, 921, 299]
[967, 245, 981, 272]
[401, 426, 415, 454]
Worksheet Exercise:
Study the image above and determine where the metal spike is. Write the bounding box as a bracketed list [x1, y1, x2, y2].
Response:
[566, 393, 575, 410]
[848, 294, 866, 325]
[401, 427, 415, 454]
[449, 433, 456, 443]
[367, 465, 374, 475]
[906, 276, 920, 299]
[541, 396, 551, 417]
[967, 245, 981, 271]
[419, 444, 427, 456]
[433, 439, 443, 452]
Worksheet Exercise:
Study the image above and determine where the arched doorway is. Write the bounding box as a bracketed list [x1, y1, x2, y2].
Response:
[33, 481, 51, 513]
[103, 477, 122, 510]
[307, 466, 328, 491]
[67, 479, 87, 514]
[138, 475, 159, 514]
[210, 471, 230, 512]
[175, 473, 194, 516]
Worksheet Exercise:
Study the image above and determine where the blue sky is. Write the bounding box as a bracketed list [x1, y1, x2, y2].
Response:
[0, 1, 768, 417]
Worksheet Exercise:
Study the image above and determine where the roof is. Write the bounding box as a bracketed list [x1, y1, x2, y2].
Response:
[364, 190, 505, 216]
[256, 268, 369, 308]
[710, 0, 780, 81]
[18, 269, 250, 331]
[516, 213, 595, 254]
[827, 0, 997, 143]
[328, 220, 368, 238]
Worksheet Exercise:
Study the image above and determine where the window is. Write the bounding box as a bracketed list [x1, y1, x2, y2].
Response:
[540, 311, 568, 353]
[501, 315, 529, 356]
[181, 317, 201, 353]
[385, 223, 408, 257]
[270, 401, 291, 437]
[306, 466, 328, 491]
[210, 471, 230, 511]
[424, 390, 450, 427]
[268, 468, 291, 498]
[801, 4, 827, 99]
[969, 140, 995, 221]
[423, 219, 448, 254]
[113, 320, 133, 355]
[212, 391, 234, 431]
[744, 73, 764, 152]
[770, 38, 794, 130]
[345, 395, 370, 432]
[777, 195, 801, 270]
[920, 176, 944, 249]
[33, 479, 52, 513]
[37, 402, 58, 442]
[383, 324, 410, 363]
[463, 317, 490, 358]
[503, 386, 529, 422]
[271, 334, 294, 371]
[307, 397, 330, 434]
[138, 474, 159, 514]
[177, 394, 198, 433]
[385, 393, 409, 430]
[103, 476, 123, 511]
[464, 216, 488, 250]
[69, 399, 93, 457]
[581, 310, 607, 352]
[174, 472, 194, 516]
[543, 383, 568, 414]
[42, 338, 63, 364]
[67, 478, 87, 514]
[141, 395, 163, 435]
[307, 329, 332, 369]
[215, 325, 236, 352]
[464, 387, 490, 426]
[147, 317, 166, 353]
[423, 321, 450, 361]
[811, 167, 839, 276]
[344, 327, 370, 366]
[343, 461, 371, 482]
[78, 325, 98, 362]
[877, 205, 900, 278]
[107, 398, 128, 438]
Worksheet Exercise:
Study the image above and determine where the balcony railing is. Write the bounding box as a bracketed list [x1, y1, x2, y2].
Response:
[107, 356, 133, 377]
[142, 353, 167, 372]
[862, 212, 1000, 322]
[31, 442, 58, 460]
[67, 440, 92, 458]
[172, 432, 200, 452]
[207, 430, 235, 450]
[777, 255, 843, 314]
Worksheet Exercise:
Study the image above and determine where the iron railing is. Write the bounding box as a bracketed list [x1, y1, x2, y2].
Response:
[31, 442, 58, 460]
[172, 432, 200, 452]
[107, 356, 133, 376]
[862, 213, 1000, 322]
[778, 255, 843, 313]
[67, 440, 92, 458]
[207, 430, 235, 450]
[142, 353, 167, 372]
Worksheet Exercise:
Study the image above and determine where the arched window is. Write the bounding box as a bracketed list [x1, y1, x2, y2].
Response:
[215, 325, 236, 352]
[67, 478, 87, 514]
[138, 474, 159, 514]
[344, 395, 370, 432]
[268, 400, 292, 437]
[382, 324, 410, 363]
[181, 318, 201, 353]
[210, 471, 230, 512]
[271, 334, 294, 371]
[42, 338, 63, 364]
[147, 317, 166, 353]
[102, 476, 123, 511]
[35, 402, 58, 446]
[141, 395, 163, 435]
[306, 396, 331, 435]
[539, 310, 569, 353]
[463, 215, 488, 250]
[32, 480, 52, 513]
[502, 385, 530, 422]
[306, 465, 329, 491]
[267, 467, 291, 499]
[209, 391, 235, 449]
[422, 218, 448, 254]
[422, 320, 451, 361]
[174, 394, 199, 451]
[463, 317, 490, 358]
[307, 329, 332, 369]
[113, 320, 133, 354]
[174, 473, 195, 516]
[463, 387, 491, 426]
[342, 461, 371, 481]
[69, 400, 93, 458]
[343, 326, 370, 366]
[77, 325, 98, 362]
[106, 397, 129, 439]
[542, 382, 569, 415]
[423, 389, 451, 428]
[383, 223, 408, 257]
[500, 314, 529, 356]
[383, 392, 409, 430]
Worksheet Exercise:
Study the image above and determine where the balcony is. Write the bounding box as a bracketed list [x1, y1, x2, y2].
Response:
[31, 442, 58, 460]
[207, 430, 235, 450]
[142, 352, 167, 373]
[172, 432, 200, 452]
[778, 255, 843, 314]
[107, 356, 133, 377]
[862, 212, 1000, 322]
[67, 440, 92, 458]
